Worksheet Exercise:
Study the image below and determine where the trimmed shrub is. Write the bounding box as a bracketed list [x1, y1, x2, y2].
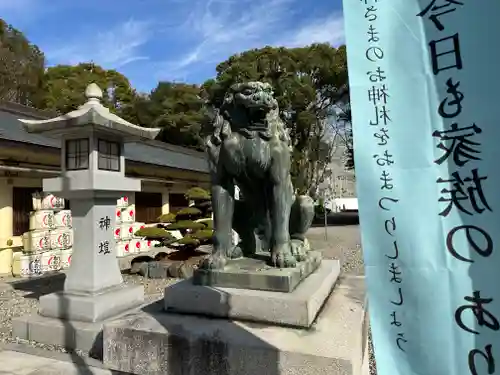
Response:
[196, 200, 212, 208]
[191, 229, 213, 243]
[156, 186, 214, 252]
[167, 220, 205, 231]
[175, 207, 203, 220]
[157, 213, 176, 223]
[185, 187, 210, 201]
[176, 236, 200, 246]
[135, 227, 174, 240]
[198, 219, 213, 229]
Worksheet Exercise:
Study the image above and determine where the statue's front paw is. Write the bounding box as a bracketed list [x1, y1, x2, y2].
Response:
[270, 244, 297, 268]
[200, 253, 227, 270]
[290, 239, 307, 261]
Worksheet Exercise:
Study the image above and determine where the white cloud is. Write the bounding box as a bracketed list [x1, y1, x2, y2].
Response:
[43, 19, 151, 69]
[160, 0, 294, 77]
[279, 12, 345, 48]
[159, 0, 344, 80]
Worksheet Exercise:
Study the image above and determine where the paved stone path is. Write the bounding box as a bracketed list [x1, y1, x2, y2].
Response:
[0, 349, 118, 374]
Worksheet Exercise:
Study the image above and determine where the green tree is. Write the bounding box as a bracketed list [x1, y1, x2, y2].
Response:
[130, 82, 206, 149]
[339, 106, 354, 170]
[0, 19, 45, 106]
[202, 44, 349, 194]
[37, 62, 138, 118]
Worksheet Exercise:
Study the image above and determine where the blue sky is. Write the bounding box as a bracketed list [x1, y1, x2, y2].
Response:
[0, 0, 345, 92]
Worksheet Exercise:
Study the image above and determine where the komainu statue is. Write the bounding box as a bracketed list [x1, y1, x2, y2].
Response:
[201, 81, 314, 270]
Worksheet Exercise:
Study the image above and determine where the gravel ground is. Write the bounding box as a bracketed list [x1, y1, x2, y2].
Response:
[0, 225, 377, 374]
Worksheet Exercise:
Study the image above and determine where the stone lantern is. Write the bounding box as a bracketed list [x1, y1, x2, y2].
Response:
[19, 83, 161, 322]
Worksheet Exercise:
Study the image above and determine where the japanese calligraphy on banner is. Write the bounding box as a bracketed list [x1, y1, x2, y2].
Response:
[342, 1, 500, 374]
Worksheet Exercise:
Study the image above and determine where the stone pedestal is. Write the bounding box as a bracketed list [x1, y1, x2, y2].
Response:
[38, 284, 144, 323]
[166, 259, 340, 328]
[192, 251, 322, 293]
[103, 273, 369, 375]
[39, 197, 144, 322]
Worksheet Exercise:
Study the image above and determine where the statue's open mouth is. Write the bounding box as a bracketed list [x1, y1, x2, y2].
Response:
[247, 107, 269, 130]
[251, 107, 268, 118]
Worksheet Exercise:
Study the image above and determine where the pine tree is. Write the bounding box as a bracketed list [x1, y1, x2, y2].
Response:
[157, 187, 213, 250]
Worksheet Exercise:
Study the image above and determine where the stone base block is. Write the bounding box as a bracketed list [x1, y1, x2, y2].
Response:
[39, 284, 144, 322]
[12, 293, 156, 357]
[165, 259, 340, 328]
[193, 251, 322, 292]
[13, 313, 108, 357]
[104, 275, 368, 375]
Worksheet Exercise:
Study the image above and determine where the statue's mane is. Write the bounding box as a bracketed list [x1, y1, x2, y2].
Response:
[205, 83, 291, 149]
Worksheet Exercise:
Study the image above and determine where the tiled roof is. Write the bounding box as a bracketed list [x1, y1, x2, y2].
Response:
[0, 101, 209, 173]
